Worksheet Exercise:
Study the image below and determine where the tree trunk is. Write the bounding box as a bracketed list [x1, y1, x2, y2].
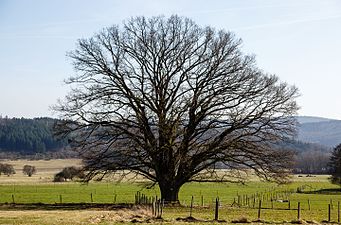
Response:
[159, 183, 181, 204]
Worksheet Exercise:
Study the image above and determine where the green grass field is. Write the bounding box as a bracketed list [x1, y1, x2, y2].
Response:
[0, 160, 340, 224]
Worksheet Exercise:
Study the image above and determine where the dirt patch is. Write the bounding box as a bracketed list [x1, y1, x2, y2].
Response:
[176, 216, 203, 222]
[283, 220, 321, 225]
[232, 217, 251, 223]
[175, 217, 227, 223]
[88, 206, 154, 224]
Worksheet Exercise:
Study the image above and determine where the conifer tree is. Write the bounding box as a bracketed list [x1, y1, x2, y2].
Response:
[329, 144, 341, 186]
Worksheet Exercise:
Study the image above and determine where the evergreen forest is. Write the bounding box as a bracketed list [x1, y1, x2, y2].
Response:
[0, 117, 67, 154]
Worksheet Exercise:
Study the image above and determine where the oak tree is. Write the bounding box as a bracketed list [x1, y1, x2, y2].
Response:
[54, 15, 299, 202]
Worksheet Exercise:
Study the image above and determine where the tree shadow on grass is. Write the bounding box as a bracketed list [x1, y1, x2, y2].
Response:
[302, 188, 341, 195]
[0, 203, 133, 211]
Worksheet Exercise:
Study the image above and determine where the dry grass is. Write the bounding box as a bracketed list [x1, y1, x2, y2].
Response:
[0, 159, 82, 184]
[291, 174, 331, 182]
[0, 207, 336, 225]
[0, 209, 113, 224]
[1, 159, 322, 185]
[0, 207, 154, 225]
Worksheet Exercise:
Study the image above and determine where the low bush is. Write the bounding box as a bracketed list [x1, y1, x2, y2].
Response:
[53, 166, 85, 182]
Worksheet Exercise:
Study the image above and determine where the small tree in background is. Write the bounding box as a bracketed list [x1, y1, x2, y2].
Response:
[53, 166, 84, 182]
[0, 163, 15, 176]
[23, 165, 37, 177]
[329, 144, 341, 186]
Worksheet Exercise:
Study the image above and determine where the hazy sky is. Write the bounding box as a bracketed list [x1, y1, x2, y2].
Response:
[1, 0, 341, 119]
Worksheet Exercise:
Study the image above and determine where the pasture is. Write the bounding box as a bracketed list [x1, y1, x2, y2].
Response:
[0, 159, 340, 224]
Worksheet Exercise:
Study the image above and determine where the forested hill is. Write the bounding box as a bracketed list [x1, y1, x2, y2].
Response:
[297, 116, 341, 147]
[0, 117, 67, 154]
[0, 116, 339, 156]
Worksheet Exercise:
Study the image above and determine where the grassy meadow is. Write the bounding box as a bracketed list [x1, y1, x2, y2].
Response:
[0, 159, 340, 224]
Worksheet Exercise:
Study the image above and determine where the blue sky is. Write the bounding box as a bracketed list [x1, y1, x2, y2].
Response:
[1, 0, 341, 119]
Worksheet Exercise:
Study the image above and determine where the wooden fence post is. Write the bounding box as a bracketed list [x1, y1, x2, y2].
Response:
[160, 199, 164, 218]
[258, 200, 262, 221]
[190, 196, 194, 217]
[152, 199, 155, 217]
[157, 200, 160, 218]
[113, 194, 117, 203]
[297, 202, 301, 220]
[271, 198, 274, 209]
[214, 198, 219, 220]
[328, 204, 331, 222]
[337, 201, 340, 223]
[308, 199, 310, 210]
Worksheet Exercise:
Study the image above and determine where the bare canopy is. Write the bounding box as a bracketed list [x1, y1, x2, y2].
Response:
[54, 15, 299, 202]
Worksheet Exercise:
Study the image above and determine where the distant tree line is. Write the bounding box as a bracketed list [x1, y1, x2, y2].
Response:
[0, 149, 78, 160]
[282, 139, 331, 174]
[242, 139, 332, 174]
[0, 116, 333, 175]
[294, 150, 330, 174]
[0, 117, 68, 154]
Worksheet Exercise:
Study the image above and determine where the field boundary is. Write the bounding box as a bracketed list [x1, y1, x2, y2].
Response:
[0, 202, 132, 210]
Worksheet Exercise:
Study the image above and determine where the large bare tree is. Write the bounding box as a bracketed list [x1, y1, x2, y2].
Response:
[54, 15, 299, 202]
